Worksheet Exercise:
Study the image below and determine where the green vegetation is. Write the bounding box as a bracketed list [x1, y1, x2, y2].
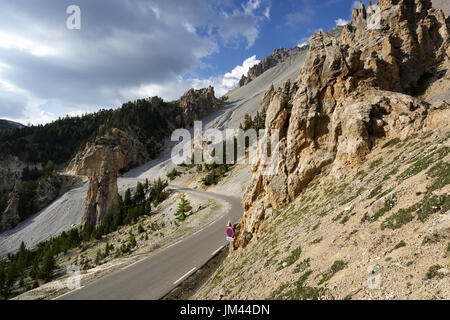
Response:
[355, 169, 367, 180]
[339, 186, 365, 206]
[240, 108, 266, 131]
[0, 110, 113, 165]
[369, 158, 383, 170]
[0, 176, 171, 299]
[363, 199, 395, 223]
[0, 196, 7, 215]
[381, 195, 448, 230]
[425, 265, 443, 280]
[278, 246, 302, 270]
[426, 161, 450, 194]
[0, 229, 82, 299]
[150, 178, 169, 207]
[318, 260, 347, 285]
[383, 167, 399, 181]
[293, 258, 311, 274]
[175, 193, 190, 222]
[422, 235, 439, 245]
[310, 237, 323, 245]
[397, 146, 449, 181]
[17, 181, 38, 221]
[270, 270, 325, 300]
[382, 138, 401, 149]
[167, 168, 181, 181]
[202, 163, 231, 186]
[368, 184, 383, 199]
[391, 240, 406, 252]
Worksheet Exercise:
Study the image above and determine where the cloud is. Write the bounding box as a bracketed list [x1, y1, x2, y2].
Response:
[121, 55, 260, 101]
[335, 18, 349, 26]
[220, 55, 260, 93]
[0, 0, 270, 124]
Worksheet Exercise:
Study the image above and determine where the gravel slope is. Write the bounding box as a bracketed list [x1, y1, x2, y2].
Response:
[432, 0, 450, 16]
[0, 48, 308, 257]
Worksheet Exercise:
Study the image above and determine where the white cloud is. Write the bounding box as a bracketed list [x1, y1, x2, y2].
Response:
[220, 55, 260, 93]
[297, 36, 310, 48]
[0, 0, 271, 124]
[121, 55, 260, 101]
[335, 18, 349, 26]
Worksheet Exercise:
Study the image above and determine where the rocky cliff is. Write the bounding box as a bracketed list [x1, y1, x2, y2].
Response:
[0, 173, 81, 232]
[66, 128, 148, 176]
[179, 86, 225, 127]
[82, 165, 121, 230]
[235, 0, 450, 249]
[68, 135, 123, 230]
[67, 87, 224, 177]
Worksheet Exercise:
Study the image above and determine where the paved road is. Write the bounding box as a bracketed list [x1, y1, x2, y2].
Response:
[58, 187, 243, 300]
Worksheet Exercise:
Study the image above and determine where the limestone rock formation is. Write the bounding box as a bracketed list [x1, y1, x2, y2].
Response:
[66, 128, 147, 176]
[234, 0, 450, 249]
[73, 140, 122, 230]
[82, 167, 121, 230]
[0, 182, 22, 231]
[179, 86, 224, 127]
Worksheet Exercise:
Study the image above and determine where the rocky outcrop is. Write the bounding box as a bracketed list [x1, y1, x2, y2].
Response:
[234, 0, 450, 249]
[0, 156, 42, 196]
[0, 182, 22, 231]
[179, 86, 224, 127]
[66, 128, 148, 176]
[73, 140, 122, 230]
[82, 167, 121, 230]
[0, 173, 81, 232]
[67, 87, 224, 176]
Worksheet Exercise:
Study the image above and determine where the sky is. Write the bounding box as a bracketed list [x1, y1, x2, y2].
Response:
[0, 0, 364, 125]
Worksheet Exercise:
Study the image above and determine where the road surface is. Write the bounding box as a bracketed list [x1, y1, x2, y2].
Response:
[58, 187, 243, 300]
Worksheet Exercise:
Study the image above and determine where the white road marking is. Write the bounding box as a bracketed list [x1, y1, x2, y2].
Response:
[211, 245, 224, 256]
[166, 239, 183, 249]
[173, 267, 197, 285]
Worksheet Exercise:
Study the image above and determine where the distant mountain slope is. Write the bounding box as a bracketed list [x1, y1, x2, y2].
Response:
[0, 119, 25, 132]
[433, 0, 450, 16]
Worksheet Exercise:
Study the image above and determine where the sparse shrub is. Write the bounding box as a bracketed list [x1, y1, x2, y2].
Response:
[425, 265, 443, 280]
[278, 246, 302, 270]
[369, 158, 383, 170]
[422, 235, 439, 245]
[382, 138, 401, 149]
[318, 260, 347, 285]
[167, 168, 181, 181]
[391, 240, 406, 252]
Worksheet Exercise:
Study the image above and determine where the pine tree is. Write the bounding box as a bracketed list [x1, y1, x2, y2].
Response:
[124, 188, 132, 208]
[175, 194, 190, 222]
[39, 248, 55, 282]
[134, 182, 145, 204]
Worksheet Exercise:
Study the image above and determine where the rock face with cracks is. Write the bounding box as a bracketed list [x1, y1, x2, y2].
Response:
[77, 142, 122, 231]
[234, 0, 450, 249]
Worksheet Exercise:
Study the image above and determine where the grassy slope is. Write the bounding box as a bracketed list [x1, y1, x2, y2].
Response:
[195, 129, 450, 300]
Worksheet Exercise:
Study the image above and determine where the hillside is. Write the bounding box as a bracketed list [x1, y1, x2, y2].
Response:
[1, 0, 449, 302]
[195, 0, 450, 300]
[0, 120, 25, 132]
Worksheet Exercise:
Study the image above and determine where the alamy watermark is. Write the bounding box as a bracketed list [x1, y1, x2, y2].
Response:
[66, 265, 81, 290]
[66, 5, 81, 30]
[170, 121, 280, 175]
